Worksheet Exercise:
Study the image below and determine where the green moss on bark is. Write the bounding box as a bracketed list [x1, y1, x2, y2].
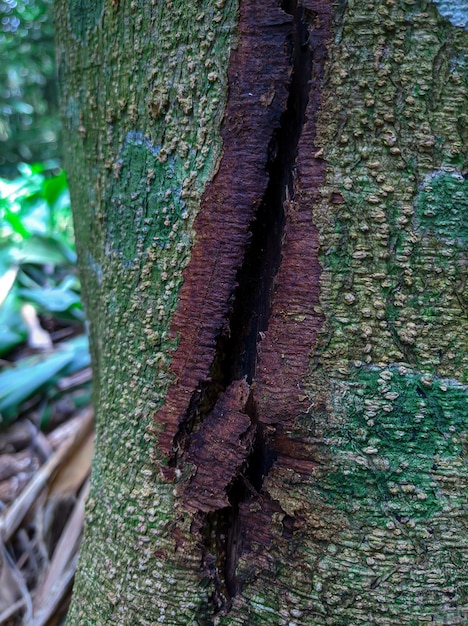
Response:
[56, 0, 239, 622]
[68, 0, 103, 42]
[321, 367, 467, 522]
[312, 1, 467, 377]
[415, 170, 468, 242]
[57, 0, 468, 622]
[220, 1, 468, 624]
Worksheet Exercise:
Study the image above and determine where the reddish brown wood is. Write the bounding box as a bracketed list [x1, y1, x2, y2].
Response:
[182, 379, 253, 513]
[254, 0, 330, 460]
[155, 1, 293, 457]
[239, 0, 332, 567]
[156, 1, 331, 537]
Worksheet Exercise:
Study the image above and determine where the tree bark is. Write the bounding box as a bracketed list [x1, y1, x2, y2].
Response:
[55, 0, 468, 623]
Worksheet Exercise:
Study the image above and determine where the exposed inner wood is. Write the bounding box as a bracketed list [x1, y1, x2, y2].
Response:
[154, 0, 330, 614]
[155, 0, 292, 463]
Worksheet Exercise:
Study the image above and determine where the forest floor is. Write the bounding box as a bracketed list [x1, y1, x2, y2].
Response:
[0, 336, 92, 626]
[0, 165, 92, 626]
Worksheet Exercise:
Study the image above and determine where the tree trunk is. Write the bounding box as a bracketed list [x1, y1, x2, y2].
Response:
[55, 0, 468, 623]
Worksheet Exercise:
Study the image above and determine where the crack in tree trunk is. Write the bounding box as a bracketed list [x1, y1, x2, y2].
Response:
[154, 1, 293, 466]
[154, 0, 326, 618]
[58, 0, 468, 619]
[196, 1, 318, 615]
[220, 0, 316, 606]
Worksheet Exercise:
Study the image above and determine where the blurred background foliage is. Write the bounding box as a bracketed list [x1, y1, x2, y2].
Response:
[0, 0, 59, 178]
[0, 2, 90, 428]
[0, 10, 90, 617]
[0, 162, 90, 425]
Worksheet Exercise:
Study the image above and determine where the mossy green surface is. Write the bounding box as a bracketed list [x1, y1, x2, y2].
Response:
[224, 1, 468, 623]
[56, 0, 239, 623]
[312, 0, 468, 379]
[106, 134, 189, 264]
[321, 366, 467, 522]
[300, 0, 468, 621]
[415, 170, 468, 243]
[57, 0, 468, 622]
[68, 0, 104, 42]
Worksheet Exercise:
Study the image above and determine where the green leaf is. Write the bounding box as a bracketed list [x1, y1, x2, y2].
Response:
[0, 329, 27, 356]
[0, 266, 18, 306]
[14, 235, 70, 266]
[43, 170, 68, 209]
[2, 207, 31, 239]
[0, 291, 27, 355]
[18, 286, 81, 313]
[60, 335, 91, 375]
[0, 350, 74, 422]
[0, 335, 90, 424]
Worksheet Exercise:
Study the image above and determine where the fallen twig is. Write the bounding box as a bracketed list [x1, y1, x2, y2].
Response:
[0, 407, 93, 543]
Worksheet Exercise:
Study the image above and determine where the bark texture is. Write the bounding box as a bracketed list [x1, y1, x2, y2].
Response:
[56, 0, 468, 623]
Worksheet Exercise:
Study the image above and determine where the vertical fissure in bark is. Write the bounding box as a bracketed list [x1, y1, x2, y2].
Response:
[224, 0, 314, 603]
[202, 1, 315, 611]
[222, 2, 313, 386]
[155, 0, 321, 618]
